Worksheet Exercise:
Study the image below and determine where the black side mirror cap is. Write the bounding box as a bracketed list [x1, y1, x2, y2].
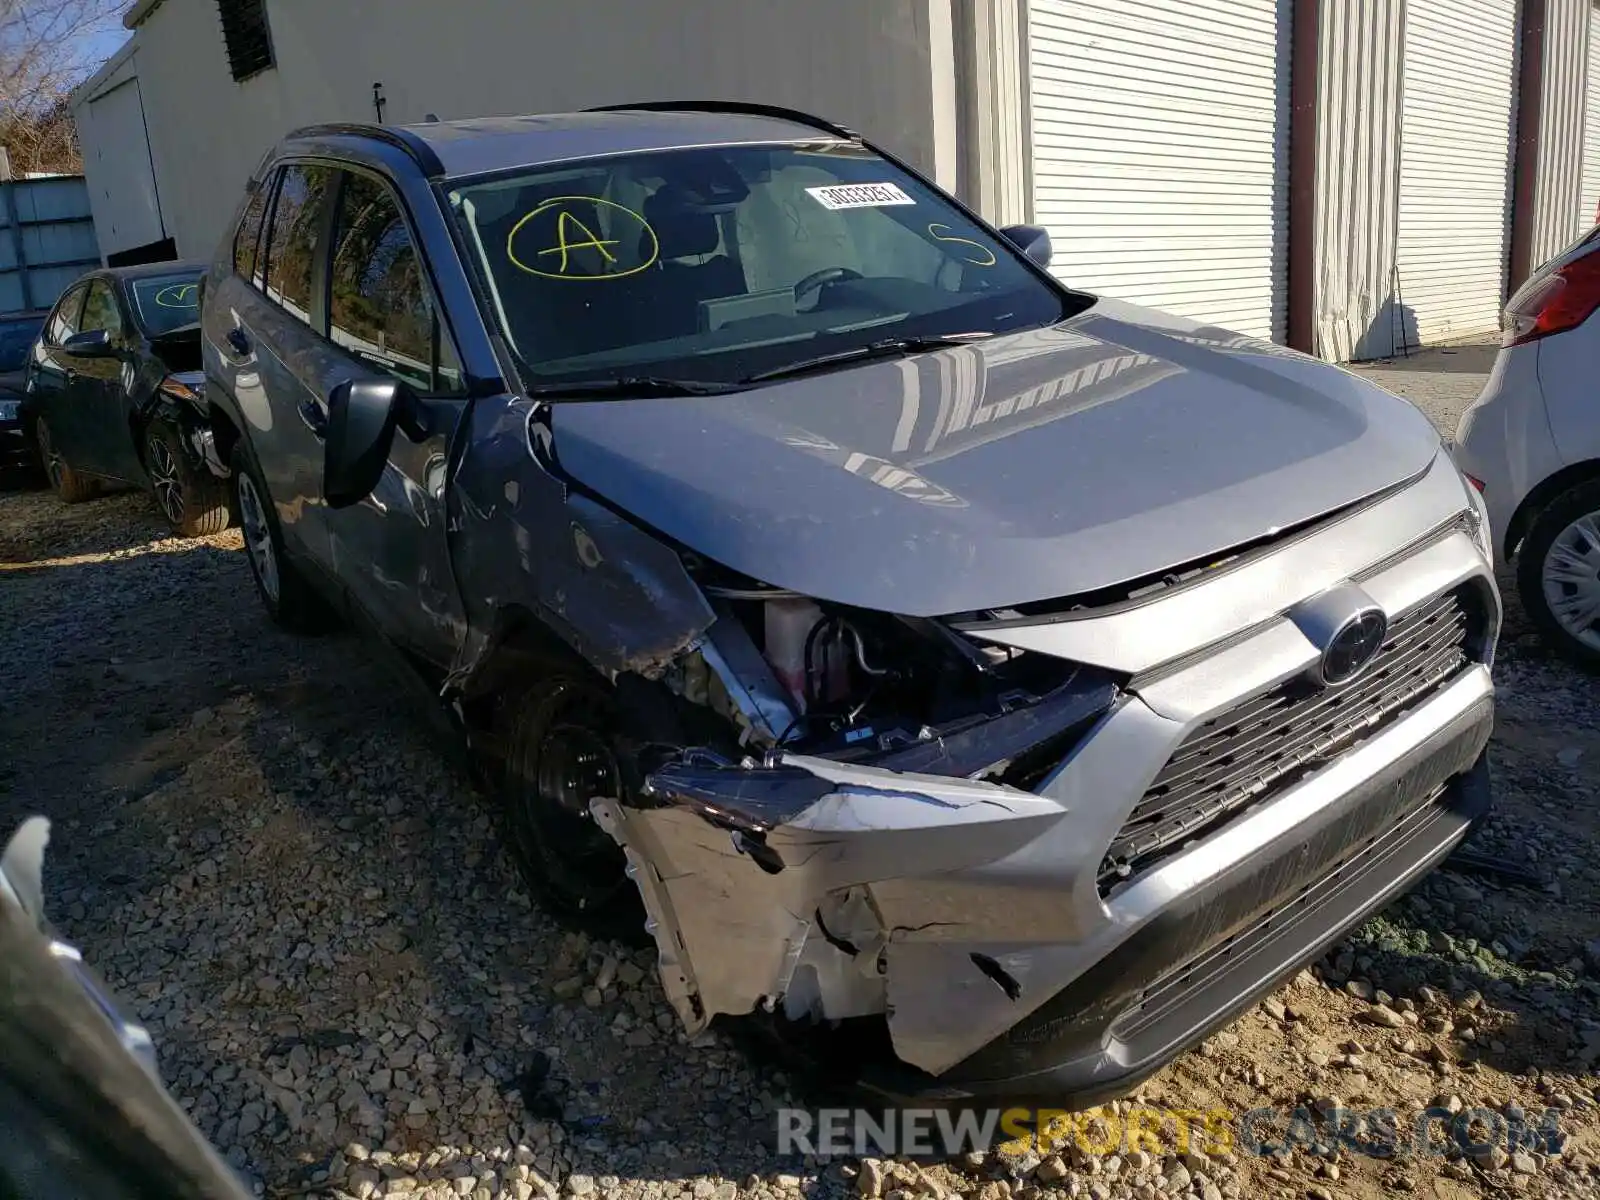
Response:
[61, 328, 118, 358]
[324, 378, 416, 509]
[999, 223, 1053, 270]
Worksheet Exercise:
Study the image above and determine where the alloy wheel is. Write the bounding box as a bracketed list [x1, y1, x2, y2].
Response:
[36, 420, 64, 491]
[1540, 510, 1600, 653]
[235, 471, 280, 604]
[147, 435, 185, 525]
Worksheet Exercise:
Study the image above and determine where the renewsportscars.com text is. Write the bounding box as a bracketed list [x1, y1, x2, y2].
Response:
[776, 1104, 1566, 1160]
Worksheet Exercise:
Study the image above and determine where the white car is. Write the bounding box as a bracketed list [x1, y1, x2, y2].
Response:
[1453, 228, 1600, 666]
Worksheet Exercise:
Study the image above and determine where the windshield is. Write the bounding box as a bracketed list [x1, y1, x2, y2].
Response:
[447, 142, 1069, 386]
[0, 314, 44, 373]
[129, 273, 202, 338]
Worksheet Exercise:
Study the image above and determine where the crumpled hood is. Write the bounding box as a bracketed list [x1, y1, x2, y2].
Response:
[550, 298, 1443, 617]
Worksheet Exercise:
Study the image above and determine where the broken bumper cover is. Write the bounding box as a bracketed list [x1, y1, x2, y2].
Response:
[878, 707, 1492, 1106]
[594, 661, 1493, 1105]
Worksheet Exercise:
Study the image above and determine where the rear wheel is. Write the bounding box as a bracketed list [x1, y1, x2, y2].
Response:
[500, 674, 650, 944]
[1518, 479, 1600, 670]
[35, 417, 96, 503]
[144, 421, 229, 537]
[231, 440, 335, 634]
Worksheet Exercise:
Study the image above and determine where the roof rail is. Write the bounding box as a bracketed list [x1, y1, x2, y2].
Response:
[583, 100, 860, 142]
[284, 122, 446, 178]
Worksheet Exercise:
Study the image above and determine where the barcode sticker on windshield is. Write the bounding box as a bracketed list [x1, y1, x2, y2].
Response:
[805, 183, 916, 210]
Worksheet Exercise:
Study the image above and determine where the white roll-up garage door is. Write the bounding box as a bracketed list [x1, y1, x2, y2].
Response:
[84, 78, 165, 257]
[1026, 0, 1292, 342]
[1582, 5, 1600, 230]
[1394, 0, 1517, 346]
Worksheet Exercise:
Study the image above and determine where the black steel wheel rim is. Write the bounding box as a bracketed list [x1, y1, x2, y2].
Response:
[514, 683, 634, 908]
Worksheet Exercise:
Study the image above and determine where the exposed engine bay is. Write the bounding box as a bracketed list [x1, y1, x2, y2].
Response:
[664, 553, 1101, 770]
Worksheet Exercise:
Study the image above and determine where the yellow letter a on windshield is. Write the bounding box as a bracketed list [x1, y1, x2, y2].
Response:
[538, 210, 619, 274]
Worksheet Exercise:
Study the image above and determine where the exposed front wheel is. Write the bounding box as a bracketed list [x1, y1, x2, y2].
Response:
[231, 440, 335, 634]
[35, 417, 96, 503]
[500, 675, 650, 944]
[1517, 479, 1600, 670]
[144, 421, 229, 537]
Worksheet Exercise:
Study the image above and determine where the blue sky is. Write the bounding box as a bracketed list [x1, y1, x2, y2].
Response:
[79, 23, 130, 75]
[86, 25, 129, 63]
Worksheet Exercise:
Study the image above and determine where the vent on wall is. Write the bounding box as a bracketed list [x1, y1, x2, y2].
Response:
[216, 0, 275, 82]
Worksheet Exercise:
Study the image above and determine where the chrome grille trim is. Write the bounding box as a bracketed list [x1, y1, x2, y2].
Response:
[1100, 587, 1474, 893]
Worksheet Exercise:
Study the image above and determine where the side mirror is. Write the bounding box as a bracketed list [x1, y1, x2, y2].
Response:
[62, 328, 118, 358]
[999, 223, 1053, 270]
[324, 378, 415, 508]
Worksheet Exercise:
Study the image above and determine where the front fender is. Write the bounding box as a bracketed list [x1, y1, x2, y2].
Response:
[445, 394, 717, 688]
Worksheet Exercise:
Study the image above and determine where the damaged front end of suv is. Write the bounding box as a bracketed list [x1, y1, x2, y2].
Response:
[444, 357, 1499, 1107]
[197, 107, 1498, 1107]
[417, 112, 1499, 1105]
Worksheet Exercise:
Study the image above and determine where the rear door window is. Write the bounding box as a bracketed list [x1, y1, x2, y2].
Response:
[326, 171, 465, 394]
[234, 173, 275, 285]
[261, 164, 338, 322]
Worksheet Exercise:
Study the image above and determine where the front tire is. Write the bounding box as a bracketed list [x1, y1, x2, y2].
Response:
[230, 440, 335, 635]
[1517, 479, 1600, 669]
[500, 674, 650, 944]
[144, 420, 229, 537]
[35, 417, 96, 503]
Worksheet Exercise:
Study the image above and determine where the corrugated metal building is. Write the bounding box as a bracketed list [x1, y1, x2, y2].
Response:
[71, 0, 1600, 361]
[0, 174, 102, 316]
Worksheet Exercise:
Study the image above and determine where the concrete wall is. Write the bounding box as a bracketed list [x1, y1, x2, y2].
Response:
[1311, 0, 1405, 363]
[1529, 0, 1593, 268]
[953, 0, 1031, 228]
[130, 0, 959, 260]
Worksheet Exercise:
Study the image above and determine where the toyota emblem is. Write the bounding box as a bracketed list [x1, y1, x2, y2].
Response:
[1321, 608, 1389, 685]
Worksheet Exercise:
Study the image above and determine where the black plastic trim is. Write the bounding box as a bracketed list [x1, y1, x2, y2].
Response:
[583, 100, 860, 142]
[285, 123, 447, 179]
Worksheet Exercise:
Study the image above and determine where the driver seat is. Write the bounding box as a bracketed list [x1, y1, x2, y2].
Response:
[636, 184, 746, 339]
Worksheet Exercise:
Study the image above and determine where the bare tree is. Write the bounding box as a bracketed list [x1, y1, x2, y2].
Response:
[0, 0, 125, 174]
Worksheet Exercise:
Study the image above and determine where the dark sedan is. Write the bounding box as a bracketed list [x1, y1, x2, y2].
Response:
[28, 263, 231, 535]
[0, 309, 49, 483]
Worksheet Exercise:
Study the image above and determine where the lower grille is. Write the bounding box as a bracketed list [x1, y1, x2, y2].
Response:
[1100, 587, 1475, 894]
[1111, 784, 1449, 1042]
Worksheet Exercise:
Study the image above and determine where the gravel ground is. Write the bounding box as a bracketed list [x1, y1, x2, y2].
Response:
[1, 354, 1597, 1200]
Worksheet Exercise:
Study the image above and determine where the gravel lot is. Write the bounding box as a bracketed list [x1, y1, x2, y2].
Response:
[2, 346, 1598, 1200]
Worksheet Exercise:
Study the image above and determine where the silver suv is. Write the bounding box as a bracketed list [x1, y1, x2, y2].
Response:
[200, 102, 1499, 1104]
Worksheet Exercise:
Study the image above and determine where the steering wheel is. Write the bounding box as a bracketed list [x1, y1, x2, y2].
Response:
[794, 266, 864, 306]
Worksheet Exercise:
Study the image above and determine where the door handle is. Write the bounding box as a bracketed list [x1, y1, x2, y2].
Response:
[224, 328, 251, 361]
[298, 399, 328, 440]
